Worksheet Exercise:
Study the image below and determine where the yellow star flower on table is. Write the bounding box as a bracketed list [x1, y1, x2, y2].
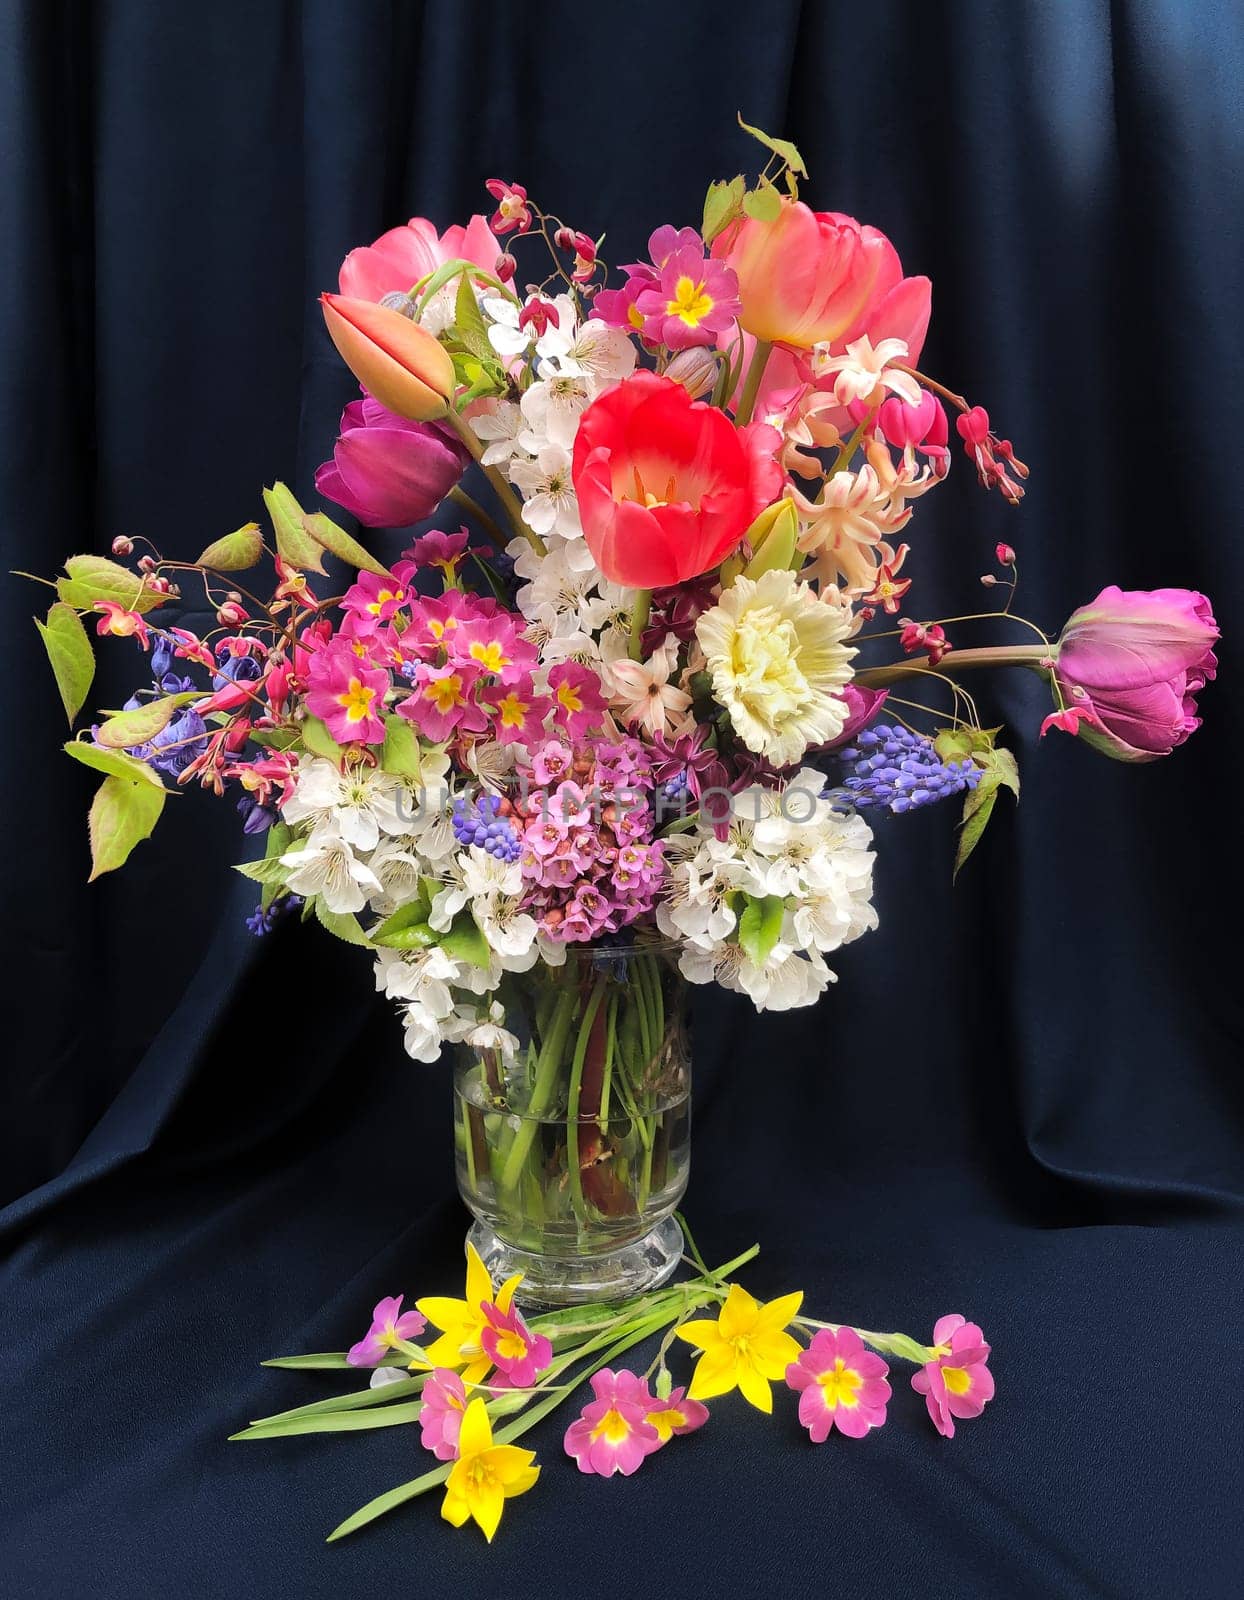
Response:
[415, 1242, 522, 1386]
[441, 1398, 540, 1542]
[675, 1283, 804, 1413]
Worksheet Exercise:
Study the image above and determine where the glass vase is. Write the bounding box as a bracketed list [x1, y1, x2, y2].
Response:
[453, 942, 690, 1306]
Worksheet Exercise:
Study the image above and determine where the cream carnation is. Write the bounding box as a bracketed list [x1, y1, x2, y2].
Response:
[696, 569, 856, 765]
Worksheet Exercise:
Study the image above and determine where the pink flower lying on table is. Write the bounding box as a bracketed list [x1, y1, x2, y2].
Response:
[346, 1294, 427, 1368]
[419, 1367, 469, 1460]
[563, 1368, 662, 1476]
[911, 1313, 994, 1438]
[785, 1327, 891, 1440]
[643, 1384, 709, 1444]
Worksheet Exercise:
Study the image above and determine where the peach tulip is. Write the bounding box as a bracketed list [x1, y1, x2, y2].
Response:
[320, 293, 455, 421]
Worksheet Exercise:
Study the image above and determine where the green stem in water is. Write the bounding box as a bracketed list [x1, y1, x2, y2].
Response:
[855, 642, 1050, 688]
[734, 338, 773, 426]
[498, 986, 578, 1194]
[628, 589, 652, 660]
[565, 976, 608, 1225]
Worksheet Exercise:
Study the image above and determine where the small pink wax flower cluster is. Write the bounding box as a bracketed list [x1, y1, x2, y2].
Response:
[515, 738, 666, 941]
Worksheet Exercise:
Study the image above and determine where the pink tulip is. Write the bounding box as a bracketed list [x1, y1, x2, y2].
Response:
[1050, 586, 1219, 761]
[315, 396, 469, 527]
[320, 294, 456, 421]
[714, 200, 930, 357]
[338, 215, 498, 302]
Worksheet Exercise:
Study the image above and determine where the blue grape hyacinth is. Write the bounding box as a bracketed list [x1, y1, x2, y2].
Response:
[451, 793, 521, 860]
[838, 724, 981, 813]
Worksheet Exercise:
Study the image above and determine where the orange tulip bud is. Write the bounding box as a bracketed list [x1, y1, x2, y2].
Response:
[319, 293, 455, 420]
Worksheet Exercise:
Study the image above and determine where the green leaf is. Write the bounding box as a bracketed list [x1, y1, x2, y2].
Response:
[450, 351, 506, 403]
[984, 744, 1020, 798]
[738, 892, 786, 966]
[302, 511, 393, 580]
[196, 521, 263, 571]
[63, 740, 167, 788]
[94, 696, 179, 749]
[439, 910, 491, 970]
[742, 184, 781, 222]
[702, 175, 746, 243]
[327, 1461, 452, 1542]
[380, 713, 423, 779]
[371, 900, 436, 950]
[233, 856, 290, 887]
[313, 899, 373, 948]
[249, 1372, 426, 1428]
[453, 270, 494, 361]
[87, 773, 166, 880]
[737, 113, 807, 177]
[468, 550, 510, 606]
[35, 602, 95, 725]
[230, 1399, 424, 1442]
[248, 725, 301, 750]
[56, 554, 164, 614]
[261, 1353, 352, 1369]
[259, 819, 293, 911]
[953, 785, 998, 880]
[300, 715, 344, 763]
[263, 482, 326, 574]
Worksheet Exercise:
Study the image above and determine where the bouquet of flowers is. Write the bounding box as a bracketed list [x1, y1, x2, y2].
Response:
[30, 115, 1218, 1542]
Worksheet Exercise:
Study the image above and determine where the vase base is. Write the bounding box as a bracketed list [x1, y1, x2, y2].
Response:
[466, 1216, 684, 1308]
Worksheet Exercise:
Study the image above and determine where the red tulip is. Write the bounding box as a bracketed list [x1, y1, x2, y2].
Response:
[320, 294, 455, 421]
[571, 372, 782, 588]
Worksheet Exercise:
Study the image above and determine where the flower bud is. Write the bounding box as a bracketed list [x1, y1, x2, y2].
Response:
[663, 346, 719, 400]
[319, 293, 455, 421]
[111, 535, 134, 557]
[980, 574, 998, 587]
[138, 555, 157, 573]
[378, 290, 419, 319]
[995, 542, 1016, 566]
[217, 599, 248, 627]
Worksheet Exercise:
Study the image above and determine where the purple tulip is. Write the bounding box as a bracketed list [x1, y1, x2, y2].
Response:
[314, 395, 470, 528]
[1050, 586, 1219, 761]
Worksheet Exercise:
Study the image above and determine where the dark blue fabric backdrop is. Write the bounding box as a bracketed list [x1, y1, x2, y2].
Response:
[2, 2, 1242, 1596]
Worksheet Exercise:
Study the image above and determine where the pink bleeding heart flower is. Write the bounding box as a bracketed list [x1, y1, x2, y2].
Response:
[1049, 586, 1219, 761]
[478, 1301, 553, 1389]
[346, 1294, 427, 1368]
[786, 1327, 891, 1441]
[338, 215, 498, 303]
[94, 602, 151, 649]
[563, 1369, 662, 1477]
[419, 1367, 469, 1461]
[315, 396, 470, 528]
[911, 1314, 995, 1438]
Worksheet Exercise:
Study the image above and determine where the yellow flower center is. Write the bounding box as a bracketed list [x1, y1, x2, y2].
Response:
[366, 586, 405, 615]
[468, 640, 510, 673]
[336, 678, 377, 723]
[667, 275, 715, 327]
[942, 1365, 971, 1396]
[496, 692, 530, 729]
[556, 680, 583, 715]
[492, 1327, 529, 1362]
[646, 1407, 684, 1443]
[425, 674, 466, 713]
[590, 1407, 633, 1445]
[817, 1358, 863, 1409]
